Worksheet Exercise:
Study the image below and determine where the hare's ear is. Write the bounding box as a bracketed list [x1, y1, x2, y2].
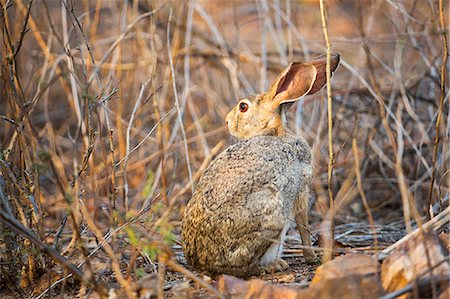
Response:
[267, 62, 317, 106]
[307, 53, 340, 94]
[267, 53, 340, 106]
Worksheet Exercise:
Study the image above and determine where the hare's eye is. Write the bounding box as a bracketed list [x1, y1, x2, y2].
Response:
[239, 102, 249, 112]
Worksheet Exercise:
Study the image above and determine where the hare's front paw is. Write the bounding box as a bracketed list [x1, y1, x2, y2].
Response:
[261, 258, 289, 274]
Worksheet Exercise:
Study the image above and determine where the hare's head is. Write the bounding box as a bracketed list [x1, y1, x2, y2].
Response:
[226, 54, 340, 139]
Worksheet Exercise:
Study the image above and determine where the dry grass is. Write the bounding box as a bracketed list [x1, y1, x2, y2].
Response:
[0, 0, 448, 297]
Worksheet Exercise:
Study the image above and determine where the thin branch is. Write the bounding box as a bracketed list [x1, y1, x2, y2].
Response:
[378, 205, 450, 260]
[352, 138, 378, 250]
[166, 259, 224, 299]
[167, 8, 194, 194]
[12, 0, 33, 59]
[123, 80, 151, 211]
[319, 0, 335, 263]
[88, 6, 163, 84]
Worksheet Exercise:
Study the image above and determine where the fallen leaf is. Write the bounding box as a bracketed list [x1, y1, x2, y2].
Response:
[381, 230, 449, 299]
[311, 253, 379, 284]
[261, 272, 296, 283]
[217, 275, 298, 299]
[217, 269, 384, 299]
[438, 286, 449, 299]
[307, 274, 384, 299]
[135, 273, 158, 298]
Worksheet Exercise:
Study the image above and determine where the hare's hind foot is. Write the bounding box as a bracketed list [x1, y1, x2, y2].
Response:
[305, 254, 321, 265]
[303, 248, 319, 265]
[260, 258, 289, 274]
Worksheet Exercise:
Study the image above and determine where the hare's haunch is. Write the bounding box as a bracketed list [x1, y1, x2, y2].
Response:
[182, 54, 340, 277]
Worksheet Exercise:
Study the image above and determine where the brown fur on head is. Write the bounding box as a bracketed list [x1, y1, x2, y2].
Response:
[226, 54, 340, 139]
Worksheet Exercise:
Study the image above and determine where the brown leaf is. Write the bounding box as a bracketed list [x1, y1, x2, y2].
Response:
[217, 275, 248, 298]
[438, 287, 450, 299]
[381, 231, 449, 298]
[217, 263, 384, 299]
[312, 253, 379, 284]
[307, 274, 384, 299]
[217, 275, 298, 299]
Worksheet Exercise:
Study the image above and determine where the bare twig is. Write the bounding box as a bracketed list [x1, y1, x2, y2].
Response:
[352, 138, 378, 250]
[12, 0, 33, 59]
[167, 8, 194, 194]
[116, 108, 176, 168]
[166, 259, 224, 299]
[380, 276, 448, 299]
[88, 6, 163, 84]
[319, 0, 335, 263]
[378, 205, 450, 260]
[124, 80, 151, 211]
[78, 199, 137, 299]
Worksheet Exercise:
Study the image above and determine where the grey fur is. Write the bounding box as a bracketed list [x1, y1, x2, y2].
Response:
[181, 135, 313, 277]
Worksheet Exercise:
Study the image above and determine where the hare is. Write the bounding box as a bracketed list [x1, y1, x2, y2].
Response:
[182, 54, 340, 278]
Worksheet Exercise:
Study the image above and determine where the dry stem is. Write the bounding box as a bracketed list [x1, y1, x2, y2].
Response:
[319, 0, 335, 263]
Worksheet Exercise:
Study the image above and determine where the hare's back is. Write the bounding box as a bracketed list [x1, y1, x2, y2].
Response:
[196, 135, 312, 208]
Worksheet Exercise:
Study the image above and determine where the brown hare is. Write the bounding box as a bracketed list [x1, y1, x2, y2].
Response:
[182, 54, 340, 278]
